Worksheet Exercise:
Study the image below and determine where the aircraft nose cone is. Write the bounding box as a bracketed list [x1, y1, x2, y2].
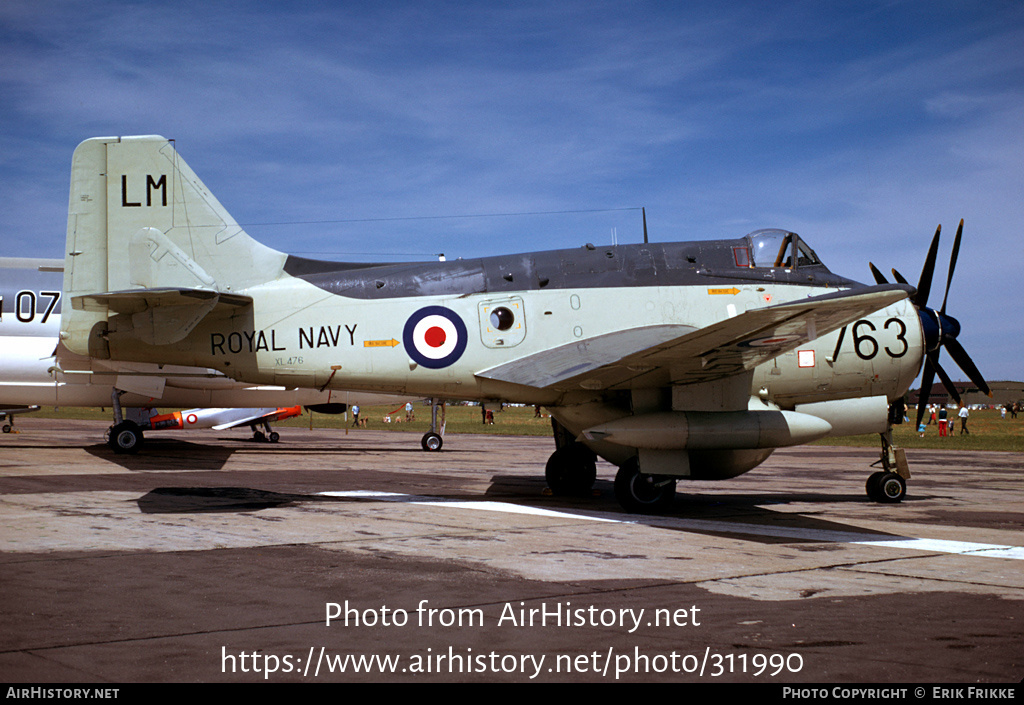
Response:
[940, 312, 961, 341]
[918, 308, 962, 352]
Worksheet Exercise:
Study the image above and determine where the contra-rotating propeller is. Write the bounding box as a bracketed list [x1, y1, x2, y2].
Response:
[868, 219, 991, 428]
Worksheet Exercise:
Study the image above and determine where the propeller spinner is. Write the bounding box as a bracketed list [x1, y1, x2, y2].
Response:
[868, 220, 990, 427]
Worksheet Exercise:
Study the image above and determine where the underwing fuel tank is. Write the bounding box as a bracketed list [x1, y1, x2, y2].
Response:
[581, 409, 832, 450]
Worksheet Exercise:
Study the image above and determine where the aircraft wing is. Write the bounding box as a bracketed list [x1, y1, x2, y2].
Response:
[1, 405, 41, 420]
[477, 284, 912, 392]
[211, 406, 302, 430]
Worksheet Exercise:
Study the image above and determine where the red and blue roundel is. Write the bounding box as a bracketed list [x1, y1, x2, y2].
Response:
[403, 306, 468, 369]
[738, 334, 803, 348]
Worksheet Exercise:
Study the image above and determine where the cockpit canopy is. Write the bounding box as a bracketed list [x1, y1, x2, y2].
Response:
[745, 229, 822, 269]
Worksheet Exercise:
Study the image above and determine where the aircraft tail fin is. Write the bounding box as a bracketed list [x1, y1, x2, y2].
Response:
[62, 136, 284, 356]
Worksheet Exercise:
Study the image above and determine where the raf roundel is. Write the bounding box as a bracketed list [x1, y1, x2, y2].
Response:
[403, 306, 468, 369]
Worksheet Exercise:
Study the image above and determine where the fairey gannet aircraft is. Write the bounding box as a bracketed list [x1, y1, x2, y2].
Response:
[58, 136, 988, 511]
[0, 256, 412, 450]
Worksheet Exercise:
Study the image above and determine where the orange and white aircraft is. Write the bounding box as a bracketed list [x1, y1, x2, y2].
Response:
[114, 404, 302, 451]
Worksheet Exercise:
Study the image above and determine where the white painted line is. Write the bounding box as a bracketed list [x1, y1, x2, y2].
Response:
[317, 490, 620, 522]
[317, 491, 1024, 560]
[858, 538, 1024, 559]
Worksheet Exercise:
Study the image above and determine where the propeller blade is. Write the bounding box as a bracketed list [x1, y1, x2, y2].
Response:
[915, 224, 941, 308]
[944, 337, 991, 396]
[868, 262, 889, 285]
[939, 218, 963, 315]
[916, 357, 936, 428]
[929, 352, 961, 406]
[891, 268, 909, 285]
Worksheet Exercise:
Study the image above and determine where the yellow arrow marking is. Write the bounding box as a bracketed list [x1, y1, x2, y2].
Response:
[364, 339, 400, 348]
[707, 287, 741, 295]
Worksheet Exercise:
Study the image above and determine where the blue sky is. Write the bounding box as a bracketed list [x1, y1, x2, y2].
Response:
[2, 0, 1021, 382]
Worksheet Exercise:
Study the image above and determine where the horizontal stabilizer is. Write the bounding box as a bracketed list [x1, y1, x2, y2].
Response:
[71, 287, 252, 346]
[72, 287, 252, 314]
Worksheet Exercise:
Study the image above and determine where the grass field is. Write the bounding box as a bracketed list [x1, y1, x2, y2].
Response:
[23, 402, 1024, 452]
[809, 408, 1024, 453]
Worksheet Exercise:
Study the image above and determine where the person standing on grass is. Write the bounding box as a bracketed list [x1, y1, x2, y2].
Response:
[958, 404, 970, 435]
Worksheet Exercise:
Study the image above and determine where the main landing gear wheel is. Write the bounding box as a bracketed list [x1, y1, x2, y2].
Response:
[614, 458, 676, 513]
[421, 397, 446, 451]
[866, 471, 906, 503]
[544, 442, 597, 495]
[251, 428, 280, 443]
[421, 432, 443, 451]
[108, 421, 143, 455]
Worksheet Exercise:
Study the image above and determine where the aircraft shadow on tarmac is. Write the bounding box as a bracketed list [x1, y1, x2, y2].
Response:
[87, 437, 435, 471]
[86, 440, 238, 471]
[484, 473, 894, 511]
[138, 486, 325, 513]
[136, 486, 490, 514]
[136, 480, 905, 547]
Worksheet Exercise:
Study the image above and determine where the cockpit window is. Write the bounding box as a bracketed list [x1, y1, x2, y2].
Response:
[746, 229, 822, 269]
[794, 240, 820, 267]
[748, 229, 788, 267]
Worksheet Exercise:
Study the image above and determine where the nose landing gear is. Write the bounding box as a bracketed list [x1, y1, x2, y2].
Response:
[867, 429, 909, 503]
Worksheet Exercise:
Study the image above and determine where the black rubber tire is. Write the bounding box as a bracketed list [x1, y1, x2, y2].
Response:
[876, 472, 906, 503]
[613, 458, 676, 513]
[109, 421, 143, 455]
[866, 471, 887, 501]
[421, 432, 443, 451]
[544, 443, 597, 495]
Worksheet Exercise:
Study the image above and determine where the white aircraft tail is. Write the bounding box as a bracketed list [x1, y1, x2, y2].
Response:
[62, 136, 284, 356]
